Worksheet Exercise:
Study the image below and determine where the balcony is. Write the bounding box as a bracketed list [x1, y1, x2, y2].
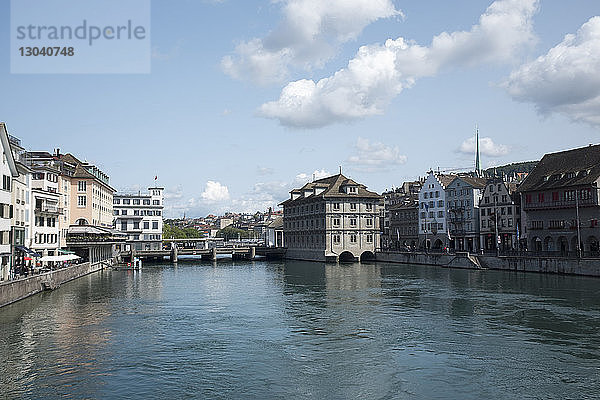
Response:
[35, 206, 63, 215]
[523, 197, 597, 210]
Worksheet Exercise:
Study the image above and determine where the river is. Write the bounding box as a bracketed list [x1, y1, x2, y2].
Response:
[1, 260, 599, 399]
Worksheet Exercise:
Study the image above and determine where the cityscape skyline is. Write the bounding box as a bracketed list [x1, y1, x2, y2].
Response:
[1, 0, 599, 217]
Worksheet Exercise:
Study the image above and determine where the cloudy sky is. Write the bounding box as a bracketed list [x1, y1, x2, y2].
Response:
[1, 0, 599, 217]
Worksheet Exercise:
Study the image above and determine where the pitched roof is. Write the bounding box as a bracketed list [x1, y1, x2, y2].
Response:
[454, 176, 487, 188]
[280, 173, 380, 205]
[60, 153, 115, 191]
[0, 123, 19, 178]
[516, 144, 600, 192]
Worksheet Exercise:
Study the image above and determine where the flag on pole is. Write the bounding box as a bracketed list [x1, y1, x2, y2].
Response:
[154, 175, 157, 181]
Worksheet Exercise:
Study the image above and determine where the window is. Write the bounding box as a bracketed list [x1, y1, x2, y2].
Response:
[78, 181, 86, 192]
[2, 175, 10, 191]
[538, 193, 544, 203]
[333, 234, 341, 244]
[424, 192, 429, 199]
[133, 199, 140, 205]
[435, 191, 439, 198]
[366, 203, 373, 211]
[78, 195, 87, 207]
[350, 218, 357, 227]
[333, 218, 340, 227]
[485, 197, 490, 204]
[123, 199, 130, 205]
[350, 234, 357, 243]
[114, 210, 119, 215]
[350, 203, 357, 211]
[502, 195, 507, 202]
[113, 198, 120, 204]
[366, 234, 373, 243]
[348, 186, 357, 193]
[438, 200, 444, 207]
[143, 199, 150, 205]
[438, 211, 444, 218]
[366, 218, 373, 227]
[122, 209, 127, 215]
[143, 221, 149, 229]
[133, 221, 140, 230]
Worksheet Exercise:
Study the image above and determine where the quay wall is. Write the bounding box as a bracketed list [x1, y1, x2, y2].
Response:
[0, 262, 107, 308]
[376, 252, 600, 277]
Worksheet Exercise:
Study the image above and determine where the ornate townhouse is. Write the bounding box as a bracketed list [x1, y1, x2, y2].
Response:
[479, 179, 521, 252]
[445, 175, 486, 252]
[388, 199, 419, 250]
[517, 144, 600, 255]
[59, 153, 115, 227]
[281, 173, 382, 262]
[418, 172, 456, 249]
[382, 180, 422, 249]
[113, 187, 164, 251]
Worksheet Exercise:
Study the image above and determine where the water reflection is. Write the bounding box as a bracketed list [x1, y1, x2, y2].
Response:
[0, 261, 599, 399]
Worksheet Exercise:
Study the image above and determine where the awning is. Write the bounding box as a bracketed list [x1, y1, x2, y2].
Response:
[15, 246, 42, 257]
[58, 249, 76, 254]
[39, 254, 81, 262]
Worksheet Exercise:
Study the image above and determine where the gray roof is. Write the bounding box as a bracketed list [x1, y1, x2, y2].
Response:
[280, 173, 380, 205]
[517, 144, 600, 192]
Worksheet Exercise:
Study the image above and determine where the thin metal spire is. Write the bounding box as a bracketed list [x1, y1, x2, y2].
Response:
[475, 124, 481, 176]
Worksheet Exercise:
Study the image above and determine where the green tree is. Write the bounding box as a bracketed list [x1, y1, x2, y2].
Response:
[163, 223, 203, 239]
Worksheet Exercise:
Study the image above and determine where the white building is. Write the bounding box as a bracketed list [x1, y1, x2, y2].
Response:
[0, 123, 19, 280]
[29, 162, 61, 259]
[418, 172, 456, 250]
[8, 135, 34, 276]
[445, 176, 486, 252]
[113, 187, 164, 251]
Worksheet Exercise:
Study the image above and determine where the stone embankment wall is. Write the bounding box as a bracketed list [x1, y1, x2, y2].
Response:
[376, 252, 600, 277]
[0, 262, 107, 308]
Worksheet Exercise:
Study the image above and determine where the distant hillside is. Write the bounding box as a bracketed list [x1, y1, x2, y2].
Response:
[484, 161, 538, 176]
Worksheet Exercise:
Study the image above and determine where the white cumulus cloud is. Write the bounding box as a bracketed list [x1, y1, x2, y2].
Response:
[458, 136, 509, 157]
[295, 169, 332, 184]
[347, 137, 407, 171]
[259, 0, 538, 128]
[504, 16, 600, 127]
[222, 0, 400, 85]
[201, 181, 230, 202]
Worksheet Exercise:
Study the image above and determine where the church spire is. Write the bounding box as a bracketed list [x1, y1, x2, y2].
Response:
[475, 124, 481, 176]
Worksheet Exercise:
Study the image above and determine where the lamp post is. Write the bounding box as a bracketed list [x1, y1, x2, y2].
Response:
[494, 195, 500, 257]
[575, 188, 582, 258]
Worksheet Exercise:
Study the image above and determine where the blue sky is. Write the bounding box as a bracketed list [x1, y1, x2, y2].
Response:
[1, 0, 599, 217]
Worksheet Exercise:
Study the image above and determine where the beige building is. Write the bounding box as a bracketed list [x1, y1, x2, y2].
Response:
[59, 154, 114, 227]
[281, 173, 382, 262]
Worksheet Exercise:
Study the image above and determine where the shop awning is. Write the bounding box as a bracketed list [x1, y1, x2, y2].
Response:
[39, 254, 81, 262]
[58, 249, 76, 254]
[15, 246, 42, 257]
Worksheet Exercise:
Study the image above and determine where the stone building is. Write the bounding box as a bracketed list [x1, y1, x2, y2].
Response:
[479, 179, 521, 252]
[517, 144, 600, 255]
[388, 200, 419, 250]
[382, 180, 422, 249]
[281, 173, 382, 262]
[445, 175, 486, 252]
[59, 153, 114, 228]
[113, 187, 164, 251]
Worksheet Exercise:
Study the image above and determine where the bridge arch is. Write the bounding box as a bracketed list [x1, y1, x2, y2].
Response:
[76, 218, 89, 226]
[360, 251, 375, 262]
[339, 251, 356, 263]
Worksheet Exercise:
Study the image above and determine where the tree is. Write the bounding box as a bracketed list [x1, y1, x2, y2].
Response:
[163, 223, 203, 239]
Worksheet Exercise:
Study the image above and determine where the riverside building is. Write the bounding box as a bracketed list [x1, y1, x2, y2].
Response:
[418, 171, 456, 250]
[281, 173, 382, 262]
[517, 144, 600, 255]
[113, 187, 164, 251]
[0, 124, 18, 280]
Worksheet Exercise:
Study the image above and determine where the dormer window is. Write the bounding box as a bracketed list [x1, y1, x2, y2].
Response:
[346, 186, 357, 194]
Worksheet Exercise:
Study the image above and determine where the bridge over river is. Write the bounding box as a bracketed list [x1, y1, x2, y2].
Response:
[119, 238, 286, 263]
